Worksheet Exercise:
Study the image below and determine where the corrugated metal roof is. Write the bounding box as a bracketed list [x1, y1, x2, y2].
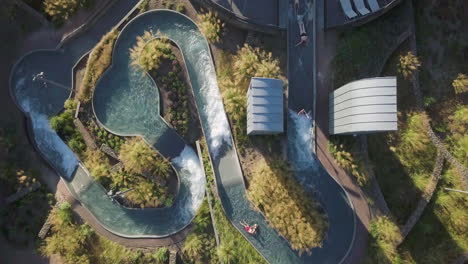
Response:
[330, 77, 398, 135]
[247, 78, 284, 135]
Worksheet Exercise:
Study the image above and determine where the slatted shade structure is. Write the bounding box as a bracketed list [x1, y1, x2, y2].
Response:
[330, 77, 397, 135]
[247, 77, 284, 135]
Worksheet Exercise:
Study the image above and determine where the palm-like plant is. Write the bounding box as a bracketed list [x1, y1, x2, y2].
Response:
[129, 30, 174, 72]
[452, 73, 468, 94]
[119, 138, 157, 175]
[152, 157, 171, 179]
[397, 51, 421, 80]
[198, 11, 224, 44]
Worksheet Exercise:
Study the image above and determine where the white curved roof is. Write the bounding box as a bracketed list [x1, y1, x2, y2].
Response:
[330, 77, 397, 135]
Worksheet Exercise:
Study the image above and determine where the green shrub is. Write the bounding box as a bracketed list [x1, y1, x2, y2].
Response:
[84, 149, 110, 184]
[247, 158, 328, 255]
[223, 89, 249, 150]
[130, 30, 175, 72]
[41, 202, 158, 263]
[79, 30, 118, 102]
[212, 200, 266, 264]
[152, 247, 168, 264]
[181, 200, 217, 263]
[447, 105, 468, 165]
[43, 0, 93, 25]
[397, 51, 421, 80]
[366, 216, 402, 264]
[452, 73, 468, 94]
[328, 142, 368, 186]
[234, 44, 282, 88]
[198, 11, 224, 44]
[118, 138, 170, 177]
[176, 3, 185, 13]
[49, 99, 86, 156]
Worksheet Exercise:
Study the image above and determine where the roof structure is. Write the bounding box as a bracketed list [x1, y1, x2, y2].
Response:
[329, 77, 398, 135]
[247, 77, 284, 135]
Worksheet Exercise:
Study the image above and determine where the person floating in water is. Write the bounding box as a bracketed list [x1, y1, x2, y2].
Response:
[298, 109, 311, 119]
[240, 220, 258, 235]
[295, 14, 308, 46]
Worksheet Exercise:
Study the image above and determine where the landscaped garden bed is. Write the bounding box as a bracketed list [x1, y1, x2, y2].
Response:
[49, 27, 188, 209]
[208, 16, 328, 255]
[129, 30, 201, 143]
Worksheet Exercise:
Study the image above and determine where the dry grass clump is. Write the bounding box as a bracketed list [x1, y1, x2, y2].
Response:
[78, 30, 118, 102]
[118, 138, 171, 177]
[198, 11, 224, 44]
[129, 30, 174, 73]
[397, 51, 421, 80]
[233, 44, 282, 88]
[43, 0, 92, 25]
[247, 158, 328, 255]
[452, 73, 468, 94]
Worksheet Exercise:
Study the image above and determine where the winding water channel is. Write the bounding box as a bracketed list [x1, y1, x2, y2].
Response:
[10, 6, 354, 264]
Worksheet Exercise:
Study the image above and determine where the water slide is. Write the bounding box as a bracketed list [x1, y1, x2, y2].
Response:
[10, 5, 355, 264]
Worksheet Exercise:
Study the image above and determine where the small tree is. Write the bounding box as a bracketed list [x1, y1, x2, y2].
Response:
[43, 0, 91, 25]
[397, 51, 421, 80]
[84, 149, 110, 184]
[119, 138, 158, 175]
[182, 234, 204, 261]
[452, 73, 468, 94]
[198, 11, 224, 44]
[367, 216, 402, 264]
[129, 30, 174, 72]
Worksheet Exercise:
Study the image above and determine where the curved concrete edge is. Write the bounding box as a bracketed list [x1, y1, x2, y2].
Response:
[192, 0, 285, 35]
[7, 2, 202, 241]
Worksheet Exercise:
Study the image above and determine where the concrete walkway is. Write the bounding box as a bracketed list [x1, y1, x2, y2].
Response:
[287, 0, 370, 263]
[313, 0, 372, 263]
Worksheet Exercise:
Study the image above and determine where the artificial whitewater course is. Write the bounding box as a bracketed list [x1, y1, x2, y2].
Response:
[10, 5, 354, 264]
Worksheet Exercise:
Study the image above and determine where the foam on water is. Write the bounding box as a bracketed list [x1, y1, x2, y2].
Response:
[172, 145, 206, 220]
[194, 37, 232, 157]
[288, 109, 317, 171]
[18, 95, 78, 179]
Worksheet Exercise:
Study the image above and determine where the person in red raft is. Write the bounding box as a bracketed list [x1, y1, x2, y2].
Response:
[240, 220, 258, 235]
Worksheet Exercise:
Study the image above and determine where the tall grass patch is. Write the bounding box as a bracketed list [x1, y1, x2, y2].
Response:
[78, 30, 118, 102]
[246, 158, 328, 255]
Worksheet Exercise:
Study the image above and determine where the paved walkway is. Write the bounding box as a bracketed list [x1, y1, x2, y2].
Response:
[57, 180, 190, 248]
[314, 0, 371, 263]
